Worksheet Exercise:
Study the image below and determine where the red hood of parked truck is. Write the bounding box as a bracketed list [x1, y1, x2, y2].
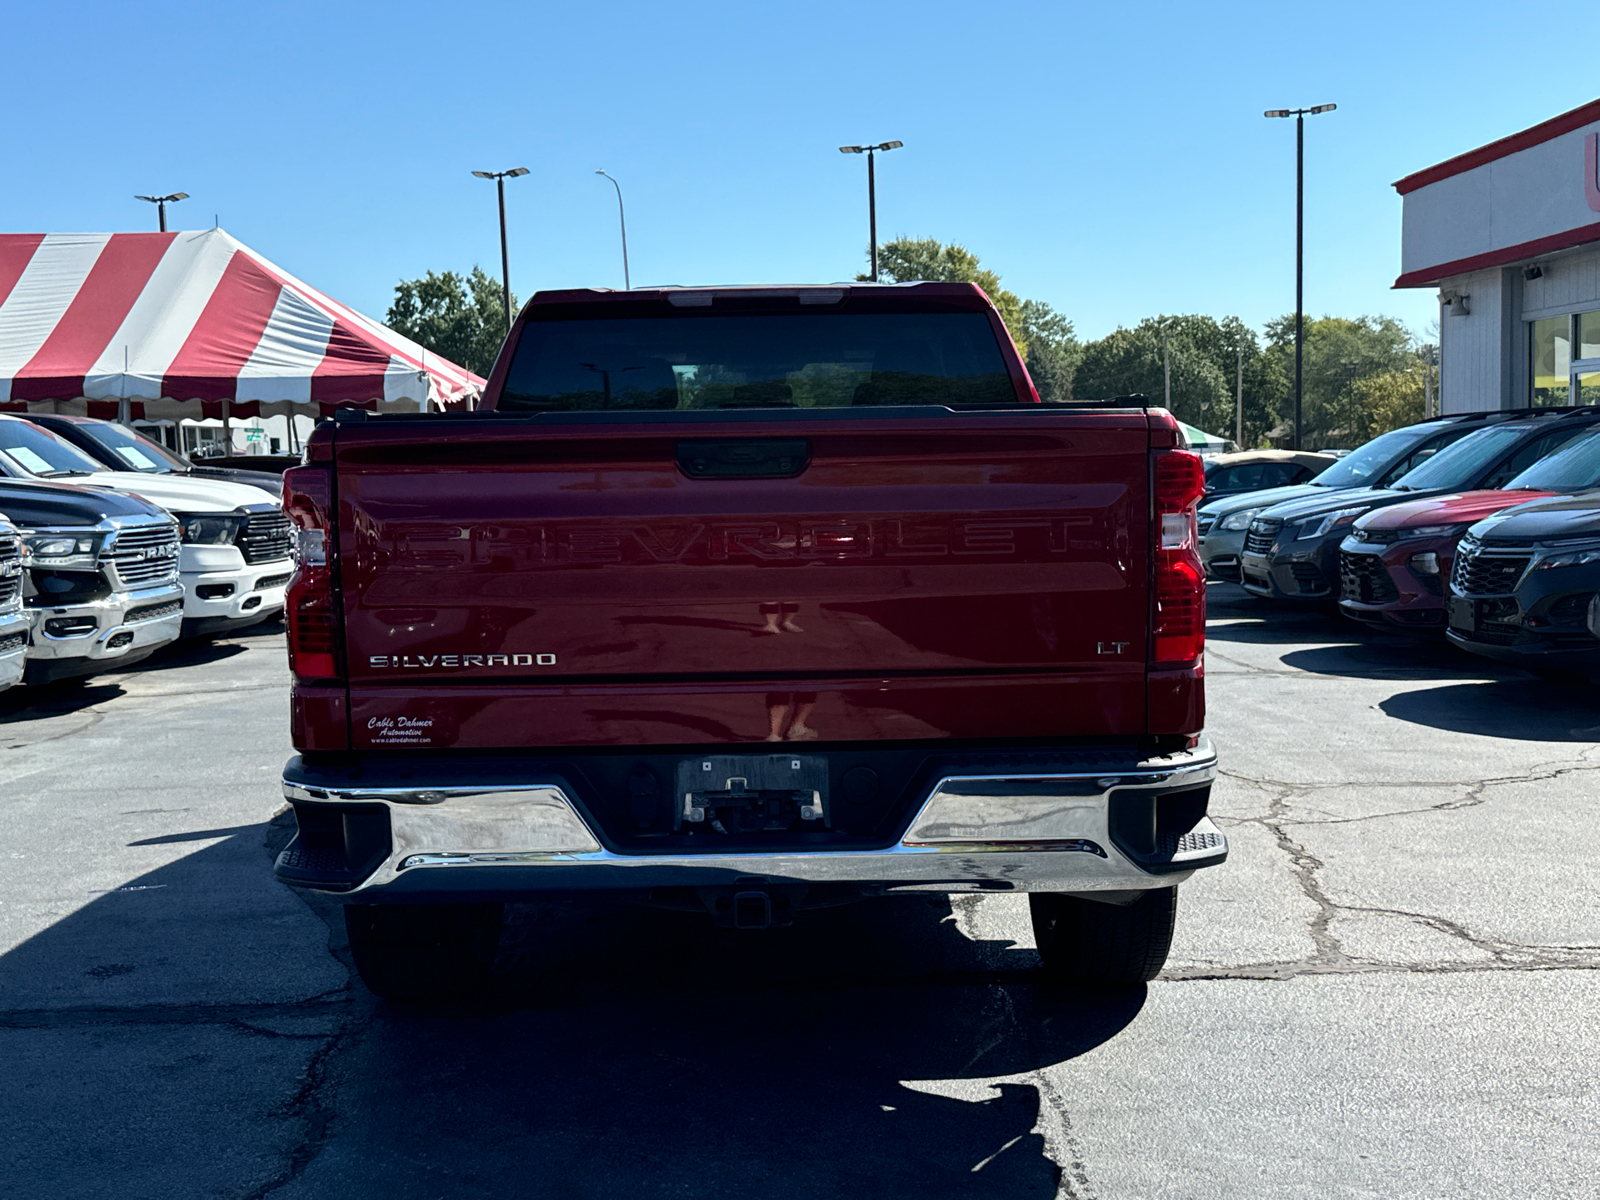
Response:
[1361, 489, 1557, 530]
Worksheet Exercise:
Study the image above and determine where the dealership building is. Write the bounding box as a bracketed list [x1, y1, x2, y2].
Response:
[1397, 98, 1600, 411]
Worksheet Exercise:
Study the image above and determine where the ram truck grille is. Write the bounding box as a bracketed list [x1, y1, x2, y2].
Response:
[238, 510, 293, 565]
[105, 524, 180, 589]
[0, 530, 21, 607]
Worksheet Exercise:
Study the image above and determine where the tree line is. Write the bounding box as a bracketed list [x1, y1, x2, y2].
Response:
[385, 238, 1435, 449]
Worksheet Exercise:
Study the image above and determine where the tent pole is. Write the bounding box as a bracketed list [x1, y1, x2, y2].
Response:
[222, 399, 231, 455]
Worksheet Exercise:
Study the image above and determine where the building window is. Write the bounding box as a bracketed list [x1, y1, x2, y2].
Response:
[1531, 309, 1600, 405]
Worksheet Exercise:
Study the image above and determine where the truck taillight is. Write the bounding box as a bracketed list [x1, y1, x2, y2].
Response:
[283, 466, 340, 681]
[1152, 450, 1206, 666]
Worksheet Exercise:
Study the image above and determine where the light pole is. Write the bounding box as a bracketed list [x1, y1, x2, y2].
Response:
[1265, 104, 1335, 450]
[838, 141, 903, 281]
[134, 192, 188, 232]
[594, 170, 631, 290]
[471, 167, 529, 331]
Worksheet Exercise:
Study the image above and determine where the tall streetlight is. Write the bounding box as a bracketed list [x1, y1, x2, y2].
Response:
[471, 167, 529, 332]
[134, 192, 188, 232]
[594, 170, 631, 290]
[1265, 104, 1335, 450]
[838, 141, 903, 281]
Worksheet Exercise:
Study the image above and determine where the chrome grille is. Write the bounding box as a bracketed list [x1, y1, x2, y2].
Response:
[1197, 512, 1217, 537]
[0, 632, 24, 655]
[105, 523, 180, 589]
[1244, 517, 1282, 556]
[1450, 540, 1531, 596]
[1341, 551, 1398, 604]
[0, 530, 21, 607]
[238, 510, 293, 565]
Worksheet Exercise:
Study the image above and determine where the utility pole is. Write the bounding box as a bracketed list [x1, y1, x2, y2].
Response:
[838, 141, 903, 281]
[1236, 342, 1245, 449]
[471, 167, 530, 332]
[1265, 104, 1336, 450]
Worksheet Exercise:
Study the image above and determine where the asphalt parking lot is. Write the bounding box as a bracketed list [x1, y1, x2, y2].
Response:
[2, 587, 1596, 1199]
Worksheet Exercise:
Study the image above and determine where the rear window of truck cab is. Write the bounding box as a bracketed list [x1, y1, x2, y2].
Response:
[498, 312, 1017, 412]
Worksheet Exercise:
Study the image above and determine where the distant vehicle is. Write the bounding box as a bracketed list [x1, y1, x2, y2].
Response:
[0, 416, 293, 638]
[1202, 450, 1336, 502]
[0, 478, 184, 685]
[1197, 414, 1491, 584]
[26, 415, 285, 499]
[1339, 425, 1600, 632]
[0, 514, 25, 694]
[1446, 488, 1600, 678]
[1240, 408, 1600, 602]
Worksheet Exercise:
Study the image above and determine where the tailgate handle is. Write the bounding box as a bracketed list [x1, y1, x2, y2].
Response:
[676, 439, 810, 479]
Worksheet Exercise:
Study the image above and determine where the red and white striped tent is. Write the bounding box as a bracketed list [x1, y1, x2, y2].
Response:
[0, 229, 482, 421]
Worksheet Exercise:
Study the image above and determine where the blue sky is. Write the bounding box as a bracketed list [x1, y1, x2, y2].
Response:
[6, 1, 1593, 346]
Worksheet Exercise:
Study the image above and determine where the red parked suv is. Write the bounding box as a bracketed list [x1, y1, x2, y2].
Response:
[1339, 423, 1600, 631]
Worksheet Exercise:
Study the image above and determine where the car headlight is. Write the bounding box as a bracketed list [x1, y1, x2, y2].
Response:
[22, 530, 104, 569]
[175, 513, 247, 545]
[1218, 507, 1262, 532]
[1535, 545, 1600, 570]
[1297, 506, 1369, 540]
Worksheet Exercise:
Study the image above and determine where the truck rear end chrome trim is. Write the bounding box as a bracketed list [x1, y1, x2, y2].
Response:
[278, 741, 1220, 898]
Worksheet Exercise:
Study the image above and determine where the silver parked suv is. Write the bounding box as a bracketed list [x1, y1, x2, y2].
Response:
[0, 479, 185, 686]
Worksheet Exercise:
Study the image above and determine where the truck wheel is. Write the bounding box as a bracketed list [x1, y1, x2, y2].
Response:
[343, 902, 504, 1005]
[1028, 888, 1177, 989]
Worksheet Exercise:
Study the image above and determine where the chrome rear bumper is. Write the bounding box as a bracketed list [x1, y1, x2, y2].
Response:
[277, 741, 1224, 899]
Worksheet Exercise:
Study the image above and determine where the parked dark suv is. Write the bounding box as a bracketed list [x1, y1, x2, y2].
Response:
[1240, 408, 1600, 602]
[1198, 413, 1491, 583]
[1446, 490, 1600, 676]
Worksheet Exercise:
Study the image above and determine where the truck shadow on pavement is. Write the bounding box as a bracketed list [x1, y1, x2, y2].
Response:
[0, 824, 1140, 1199]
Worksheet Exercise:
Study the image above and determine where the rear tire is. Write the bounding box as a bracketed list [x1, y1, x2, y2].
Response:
[344, 902, 504, 1006]
[1029, 887, 1177, 989]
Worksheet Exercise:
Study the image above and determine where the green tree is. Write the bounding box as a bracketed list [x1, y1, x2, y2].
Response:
[1263, 315, 1417, 449]
[385, 266, 515, 377]
[1074, 314, 1285, 444]
[864, 237, 1080, 400]
[1343, 366, 1428, 441]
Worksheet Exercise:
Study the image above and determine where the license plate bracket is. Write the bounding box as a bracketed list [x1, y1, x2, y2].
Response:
[675, 754, 829, 832]
[1448, 596, 1476, 634]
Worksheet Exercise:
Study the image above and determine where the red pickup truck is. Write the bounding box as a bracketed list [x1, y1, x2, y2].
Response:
[273, 282, 1224, 1003]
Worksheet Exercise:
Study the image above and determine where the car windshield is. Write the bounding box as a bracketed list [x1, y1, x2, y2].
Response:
[500, 312, 1016, 411]
[1504, 427, 1600, 491]
[0, 419, 105, 478]
[1390, 425, 1526, 490]
[79, 422, 186, 473]
[1309, 427, 1426, 487]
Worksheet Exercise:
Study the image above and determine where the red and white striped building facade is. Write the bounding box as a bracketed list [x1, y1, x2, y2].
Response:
[0, 229, 481, 424]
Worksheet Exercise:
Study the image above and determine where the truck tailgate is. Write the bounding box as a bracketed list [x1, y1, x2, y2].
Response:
[334, 412, 1151, 748]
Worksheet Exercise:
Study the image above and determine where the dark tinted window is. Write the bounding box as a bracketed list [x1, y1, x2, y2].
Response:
[1393, 425, 1531, 490]
[1376, 429, 1476, 487]
[1479, 426, 1593, 489]
[1506, 427, 1600, 490]
[500, 313, 1016, 412]
[0, 419, 104, 477]
[1261, 463, 1305, 487]
[1315, 427, 1437, 487]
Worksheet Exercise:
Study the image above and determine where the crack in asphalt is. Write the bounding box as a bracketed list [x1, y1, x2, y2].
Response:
[1166, 761, 1600, 983]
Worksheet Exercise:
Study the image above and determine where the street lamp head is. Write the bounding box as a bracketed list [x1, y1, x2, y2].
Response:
[1264, 109, 1291, 118]
[472, 170, 494, 178]
[506, 167, 529, 177]
[134, 195, 157, 202]
[839, 145, 864, 154]
[1309, 103, 1337, 115]
[166, 192, 188, 202]
[878, 140, 903, 151]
